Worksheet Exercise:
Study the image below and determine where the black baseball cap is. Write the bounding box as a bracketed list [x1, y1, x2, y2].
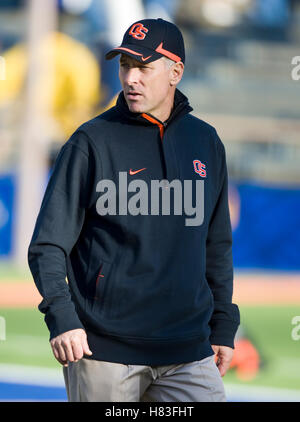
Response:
[105, 18, 185, 65]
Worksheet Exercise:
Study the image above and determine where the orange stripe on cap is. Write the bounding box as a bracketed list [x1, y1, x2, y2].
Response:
[155, 42, 181, 63]
[114, 46, 143, 56]
[141, 113, 164, 140]
[114, 47, 152, 62]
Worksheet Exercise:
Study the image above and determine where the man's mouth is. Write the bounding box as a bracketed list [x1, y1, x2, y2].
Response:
[126, 92, 142, 100]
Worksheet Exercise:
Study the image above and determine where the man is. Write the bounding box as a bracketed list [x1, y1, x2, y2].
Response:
[28, 18, 240, 402]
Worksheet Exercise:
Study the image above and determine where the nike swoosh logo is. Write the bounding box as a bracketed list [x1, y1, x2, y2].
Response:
[129, 168, 146, 175]
[141, 55, 152, 62]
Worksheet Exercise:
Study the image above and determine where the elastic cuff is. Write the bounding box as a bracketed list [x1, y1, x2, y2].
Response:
[45, 305, 85, 340]
[209, 319, 240, 348]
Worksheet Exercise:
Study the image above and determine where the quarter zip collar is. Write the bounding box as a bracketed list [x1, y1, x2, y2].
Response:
[140, 113, 165, 140]
[116, 88, 193, 131]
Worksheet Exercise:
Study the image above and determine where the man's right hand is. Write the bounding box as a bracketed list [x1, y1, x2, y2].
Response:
[50, 328, 93, 367]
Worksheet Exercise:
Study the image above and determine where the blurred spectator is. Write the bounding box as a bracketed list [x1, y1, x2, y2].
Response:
[0, 31, 101, 145]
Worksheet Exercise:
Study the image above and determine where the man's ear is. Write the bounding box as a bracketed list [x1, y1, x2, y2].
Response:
[170, 62, 184, 86]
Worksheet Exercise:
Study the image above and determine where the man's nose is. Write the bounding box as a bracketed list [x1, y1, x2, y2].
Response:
[124, 67, 140, 85]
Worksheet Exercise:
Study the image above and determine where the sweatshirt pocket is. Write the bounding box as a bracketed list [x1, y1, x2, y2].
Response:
[88, 259, 115, 316]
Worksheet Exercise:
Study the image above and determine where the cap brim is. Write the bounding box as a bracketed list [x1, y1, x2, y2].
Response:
[105, 44, 162, 64]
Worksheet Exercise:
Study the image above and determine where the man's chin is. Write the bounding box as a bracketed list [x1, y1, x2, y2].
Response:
[126, 100, 145, 114]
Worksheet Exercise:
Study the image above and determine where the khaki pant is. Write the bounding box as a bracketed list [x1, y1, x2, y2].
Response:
[63, 355, 226, 402]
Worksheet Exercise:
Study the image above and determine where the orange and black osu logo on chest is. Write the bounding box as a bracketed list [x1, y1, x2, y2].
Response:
[193, 160, 207, 178]
[129, 23, 149, 40]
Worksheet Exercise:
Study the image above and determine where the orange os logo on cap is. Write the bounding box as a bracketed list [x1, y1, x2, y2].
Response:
[129, 23, 149, 40]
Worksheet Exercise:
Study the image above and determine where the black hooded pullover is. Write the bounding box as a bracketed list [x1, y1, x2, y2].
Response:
[28, 89, 240, 365]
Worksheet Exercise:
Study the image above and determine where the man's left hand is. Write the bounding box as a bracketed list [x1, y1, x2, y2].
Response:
[211, 345, 234, 377]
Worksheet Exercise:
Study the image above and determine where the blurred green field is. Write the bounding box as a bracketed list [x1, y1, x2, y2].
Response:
[0, 305, 299, 391]
[224, 305, 300, 390]
[0, 261, 32, 283]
